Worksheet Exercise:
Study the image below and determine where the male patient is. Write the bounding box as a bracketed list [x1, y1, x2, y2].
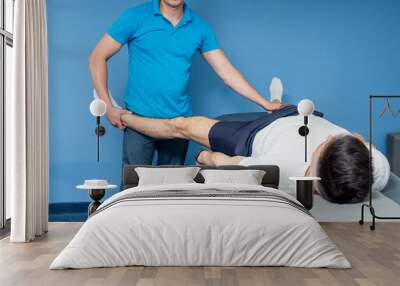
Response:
[120, 85, 390, 204]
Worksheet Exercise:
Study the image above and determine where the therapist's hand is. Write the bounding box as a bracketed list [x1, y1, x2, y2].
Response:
[106, 106, 131, 129]
[263, 101, 285, 111]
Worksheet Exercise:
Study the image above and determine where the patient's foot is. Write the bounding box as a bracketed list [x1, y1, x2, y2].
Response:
[269, 77, 283, 103]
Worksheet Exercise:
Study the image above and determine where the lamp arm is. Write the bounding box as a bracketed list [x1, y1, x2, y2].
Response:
[97, 116, 100, 162]
[305, 128, 307, 162]
[304, 116, 308, 162]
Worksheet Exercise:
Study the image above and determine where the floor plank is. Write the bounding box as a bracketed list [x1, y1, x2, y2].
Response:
[0, 222, 399, 286]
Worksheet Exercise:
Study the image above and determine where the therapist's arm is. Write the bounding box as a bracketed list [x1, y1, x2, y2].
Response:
[89, 34, 131, 129]
[203, 50, 282, 111]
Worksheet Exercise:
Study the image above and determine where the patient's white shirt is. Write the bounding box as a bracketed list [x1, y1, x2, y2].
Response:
[239, 115, 390, 192]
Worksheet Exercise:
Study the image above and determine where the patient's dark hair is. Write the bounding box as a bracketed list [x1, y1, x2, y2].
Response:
[317, 135, 371, 204]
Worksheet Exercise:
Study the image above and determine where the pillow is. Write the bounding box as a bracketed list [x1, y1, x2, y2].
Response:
[135, 167, 200, 186]
[371, 147, 391, 192]
[200, 169, 266, 185]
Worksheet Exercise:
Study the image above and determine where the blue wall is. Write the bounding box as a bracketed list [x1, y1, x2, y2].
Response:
[47, 0, 400, 203]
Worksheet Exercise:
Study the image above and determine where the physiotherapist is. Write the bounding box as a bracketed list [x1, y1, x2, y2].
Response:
[89, 0, 282, 167]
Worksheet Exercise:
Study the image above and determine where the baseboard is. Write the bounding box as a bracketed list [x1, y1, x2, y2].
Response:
[49, 202, 88, 222]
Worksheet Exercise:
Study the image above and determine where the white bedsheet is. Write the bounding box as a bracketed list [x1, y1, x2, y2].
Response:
[50, 183, 350, 269]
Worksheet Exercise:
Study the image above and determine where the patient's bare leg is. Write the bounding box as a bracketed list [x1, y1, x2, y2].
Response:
[121, 114, 218, 148]
[197, 150, 245, 166]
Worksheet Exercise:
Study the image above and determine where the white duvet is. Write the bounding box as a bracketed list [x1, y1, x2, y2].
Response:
[50, 183, 350, 269]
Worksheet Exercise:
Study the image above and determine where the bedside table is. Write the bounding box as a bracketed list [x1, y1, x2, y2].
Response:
[77, 180, 117, 216]
[289, 177, 321, 210]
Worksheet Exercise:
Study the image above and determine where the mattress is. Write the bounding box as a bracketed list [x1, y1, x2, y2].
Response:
[50, 183, 350, 269]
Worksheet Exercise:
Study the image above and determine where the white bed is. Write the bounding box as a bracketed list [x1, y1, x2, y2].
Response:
[50, 183, 350, 269]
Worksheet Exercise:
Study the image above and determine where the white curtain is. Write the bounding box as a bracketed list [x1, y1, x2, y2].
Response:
[7, 0, 49, 242]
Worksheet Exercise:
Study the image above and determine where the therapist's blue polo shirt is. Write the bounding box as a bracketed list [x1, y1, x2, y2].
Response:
[107, 0, 220, 118]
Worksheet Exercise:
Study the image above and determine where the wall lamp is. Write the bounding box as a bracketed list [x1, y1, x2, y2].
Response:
[89, 99, 107, 162]
[297, 99, 315, 163]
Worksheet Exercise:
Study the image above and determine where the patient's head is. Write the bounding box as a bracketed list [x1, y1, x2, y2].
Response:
[310, 135, 370, 204]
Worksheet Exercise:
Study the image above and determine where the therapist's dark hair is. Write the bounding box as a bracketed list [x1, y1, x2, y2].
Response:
[317, 135, 371, 204]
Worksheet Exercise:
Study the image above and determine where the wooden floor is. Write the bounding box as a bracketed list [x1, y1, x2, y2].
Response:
[0, 222, 399, 286]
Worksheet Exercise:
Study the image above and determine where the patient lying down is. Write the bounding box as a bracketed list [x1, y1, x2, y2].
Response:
[121, 106, 390, 204]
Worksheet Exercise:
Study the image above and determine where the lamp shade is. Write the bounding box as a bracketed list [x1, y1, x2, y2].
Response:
[90, 99, 107, 117]
[297, 99, 315, 116]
